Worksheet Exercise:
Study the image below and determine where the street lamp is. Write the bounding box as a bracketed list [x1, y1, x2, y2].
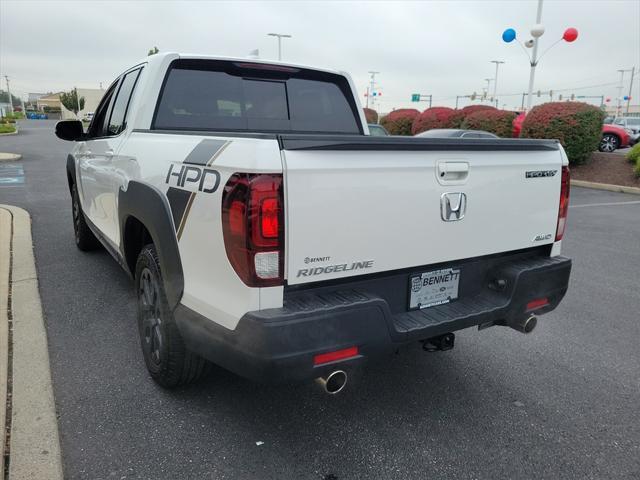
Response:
[501, 0, 578, 111]
[267, 33, 292, 61]
[490, 60, 505, 108]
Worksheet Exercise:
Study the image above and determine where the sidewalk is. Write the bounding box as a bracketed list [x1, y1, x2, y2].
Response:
[0, 205, 63, 480]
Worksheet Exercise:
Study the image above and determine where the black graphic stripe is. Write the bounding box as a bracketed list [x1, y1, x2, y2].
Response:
[166, 188, 192, 231]
[184, 139, 229, 166]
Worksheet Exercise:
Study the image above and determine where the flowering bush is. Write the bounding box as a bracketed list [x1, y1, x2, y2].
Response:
[411, 107, 456, 135]
[363, 108, 379, 124]
[448, 105, 497, 128]
[520, 102, 604, 164]
[380, 109, 420, 136]
[461, 110, 517, 138]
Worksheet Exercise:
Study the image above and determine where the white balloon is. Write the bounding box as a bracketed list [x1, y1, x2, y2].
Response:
[531, 24, 545, 38]
[525, 39, 535, 48]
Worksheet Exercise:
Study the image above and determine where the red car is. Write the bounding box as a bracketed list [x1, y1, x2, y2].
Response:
[600, 124, 631, 152]
[511, 113, 631, 153]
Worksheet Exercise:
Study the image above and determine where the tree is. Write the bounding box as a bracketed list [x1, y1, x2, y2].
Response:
[0, 90, 21, 107]
[60, 89, 85, 116]
[148, 46, 159, 56]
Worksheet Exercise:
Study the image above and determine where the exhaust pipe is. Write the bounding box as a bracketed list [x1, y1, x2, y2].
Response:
[315, 370, 348, 394]
[509, 314, 537, 334]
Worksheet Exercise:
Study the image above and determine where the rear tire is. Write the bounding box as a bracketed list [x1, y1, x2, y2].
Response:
[135, 244, 210, 388]
[71, 183, 100, 251]
[599, 133, 619, 152]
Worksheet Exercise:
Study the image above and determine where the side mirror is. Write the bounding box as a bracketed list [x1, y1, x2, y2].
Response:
[55, 120, 85, 141]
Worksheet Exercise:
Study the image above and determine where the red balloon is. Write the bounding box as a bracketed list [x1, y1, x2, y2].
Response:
[563, 27, 578, 42]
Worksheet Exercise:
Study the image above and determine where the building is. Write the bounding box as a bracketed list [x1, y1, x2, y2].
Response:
[605, 104, 640, 117]
[36, 88, 105, 119]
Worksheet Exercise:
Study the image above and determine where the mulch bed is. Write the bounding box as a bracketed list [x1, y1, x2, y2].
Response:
[571, 151, 639, 188]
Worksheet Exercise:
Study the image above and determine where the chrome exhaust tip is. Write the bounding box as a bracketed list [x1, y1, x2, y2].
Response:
[509, 314, 538, 334]
[315, 370, 348, 394]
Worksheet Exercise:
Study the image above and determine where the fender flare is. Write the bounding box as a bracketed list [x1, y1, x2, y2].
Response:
[118, 181, 184, 309]
[66, 154, 76, 194]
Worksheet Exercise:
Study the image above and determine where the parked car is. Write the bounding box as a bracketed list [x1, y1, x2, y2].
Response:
[610, 117, 640, 145]
[82, 112, 94, 122]
[416, 128, 499, 139]
[600, 123, 631, 152]
[55, 53, 572, 392]
[368, 124, 389, 136]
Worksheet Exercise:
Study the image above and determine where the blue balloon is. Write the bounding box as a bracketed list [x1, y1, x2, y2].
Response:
[623, 96, 629, 101]
[502, 28, 516, 43]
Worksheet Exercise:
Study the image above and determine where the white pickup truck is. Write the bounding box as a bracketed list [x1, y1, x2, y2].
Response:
[56, 53, 571, 393]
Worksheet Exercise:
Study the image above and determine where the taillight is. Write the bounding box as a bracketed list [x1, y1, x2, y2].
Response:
[222, 173, 284, 287]
[555, 166, 570, 241]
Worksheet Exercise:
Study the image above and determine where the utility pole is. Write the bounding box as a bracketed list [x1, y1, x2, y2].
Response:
[526, 0, 544, 111]
[4, 75, 14, 114]
[490, 60, 505, 108]
[368, 71, 379, 109]
[627, 66, 635, 115]
[267, 33, 292, 61]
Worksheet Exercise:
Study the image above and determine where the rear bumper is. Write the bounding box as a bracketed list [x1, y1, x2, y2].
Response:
[176, 252, 571, 383]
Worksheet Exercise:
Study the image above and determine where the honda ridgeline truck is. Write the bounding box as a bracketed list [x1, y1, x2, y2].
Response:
[56, 53, 571, 393]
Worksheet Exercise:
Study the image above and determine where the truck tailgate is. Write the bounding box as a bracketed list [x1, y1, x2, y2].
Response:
[281, 136, 563, 285]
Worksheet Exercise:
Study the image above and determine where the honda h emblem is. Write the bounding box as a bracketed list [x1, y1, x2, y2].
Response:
[440, 192, 467, 222]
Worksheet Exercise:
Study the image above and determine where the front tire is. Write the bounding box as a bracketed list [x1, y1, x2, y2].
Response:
[135, 244, 209, 388]
[599, 133, 619, 152]
[71, 183, 100, 251]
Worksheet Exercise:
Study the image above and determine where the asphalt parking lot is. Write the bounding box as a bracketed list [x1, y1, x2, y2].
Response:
[1, 120, 639, 479]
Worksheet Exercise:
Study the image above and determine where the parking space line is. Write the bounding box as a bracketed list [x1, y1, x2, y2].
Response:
[569, 201, 640, 209]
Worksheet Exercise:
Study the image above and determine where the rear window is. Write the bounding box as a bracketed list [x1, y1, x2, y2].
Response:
[153, 60, 362, 134]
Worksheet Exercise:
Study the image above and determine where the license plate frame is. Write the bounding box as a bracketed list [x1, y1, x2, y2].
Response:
[408, 267, 461, 310]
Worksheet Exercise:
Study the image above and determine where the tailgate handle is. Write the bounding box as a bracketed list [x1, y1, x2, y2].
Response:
[438, 162, 469, 181]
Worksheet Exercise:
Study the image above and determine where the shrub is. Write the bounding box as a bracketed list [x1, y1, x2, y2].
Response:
[626, 143, 640, 164]
[461, 110, 517, 138]
[363, 108, 379, 124]
[412, 107, 456, 135]
[0, 124, 17, 134]
[380, 109, 419, 136]
[634, 162, 640, 178]
[520, 102, 604, 165]
[449, 105, 497, 128]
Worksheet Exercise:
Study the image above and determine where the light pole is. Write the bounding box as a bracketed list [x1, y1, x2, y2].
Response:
[267, 33, 292, 61]
[490, 60, 505, 108]
[627, 66, 635, 115]
[502, 0, 578, 111]
[616, 68, 633, 117]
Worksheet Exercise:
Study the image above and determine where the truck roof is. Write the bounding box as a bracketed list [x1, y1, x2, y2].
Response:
[130, 51, 345, 77]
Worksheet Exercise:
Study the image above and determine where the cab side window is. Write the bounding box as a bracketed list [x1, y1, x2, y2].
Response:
[107, 69, 142, 136]
[87, 81, 118, 139]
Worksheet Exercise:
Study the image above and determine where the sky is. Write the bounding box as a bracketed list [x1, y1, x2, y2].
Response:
[0, 0, 639, 112]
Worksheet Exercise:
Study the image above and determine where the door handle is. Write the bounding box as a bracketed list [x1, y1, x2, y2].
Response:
[437, 162, 469, 183]
[105, 149, 114, 158]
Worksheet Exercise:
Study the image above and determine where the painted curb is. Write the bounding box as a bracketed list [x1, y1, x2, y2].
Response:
[0, 153, 22, 162]
[571, 179, 640, 195]
[0, 205, 63, 480]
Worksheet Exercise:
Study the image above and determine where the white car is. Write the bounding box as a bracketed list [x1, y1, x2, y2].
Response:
[81, 112, 94, 122]
[55, 53, 572, 393]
